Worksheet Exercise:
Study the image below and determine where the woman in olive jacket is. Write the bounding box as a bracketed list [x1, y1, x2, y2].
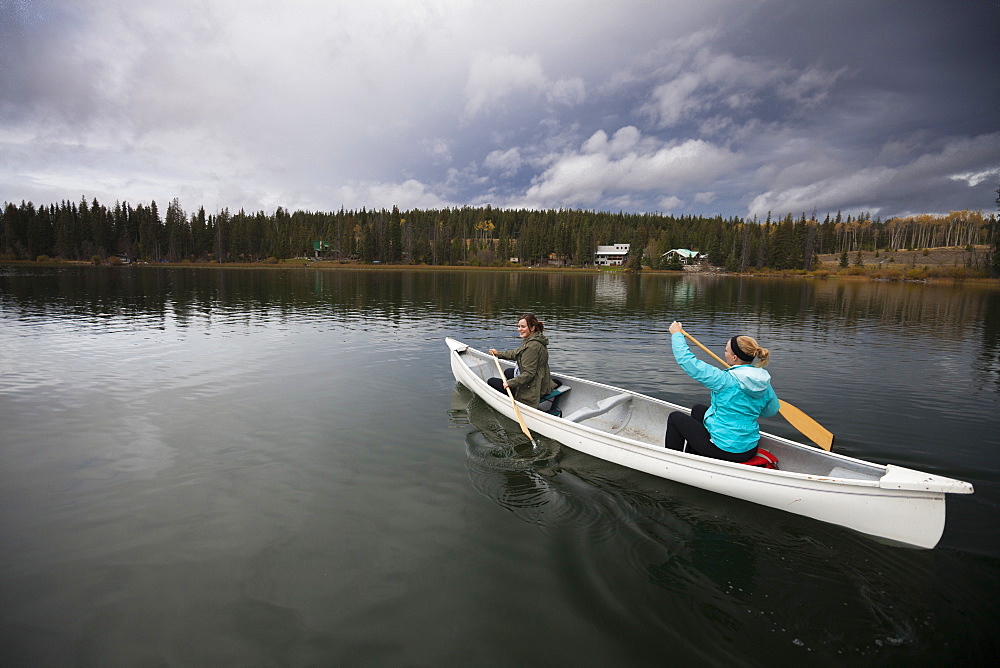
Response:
[488, 313, 555, 409]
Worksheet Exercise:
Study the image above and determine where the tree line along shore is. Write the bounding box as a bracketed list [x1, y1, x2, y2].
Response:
[3, 198, 998, 280]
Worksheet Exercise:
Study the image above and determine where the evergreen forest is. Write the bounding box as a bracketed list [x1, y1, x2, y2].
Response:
[2, 197, 998, 276]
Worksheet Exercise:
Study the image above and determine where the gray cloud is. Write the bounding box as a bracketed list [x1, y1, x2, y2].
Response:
[1, 0, 997, 219]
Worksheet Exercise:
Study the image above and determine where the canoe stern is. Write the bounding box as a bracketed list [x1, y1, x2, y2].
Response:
[879, 464, 975, 494]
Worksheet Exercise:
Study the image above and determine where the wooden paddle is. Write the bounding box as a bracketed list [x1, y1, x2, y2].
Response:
[681, 330, 835, 451]
[491, 353, 539, 451]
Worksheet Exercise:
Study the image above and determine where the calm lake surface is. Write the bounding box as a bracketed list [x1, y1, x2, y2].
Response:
[1, 265, 997, 665]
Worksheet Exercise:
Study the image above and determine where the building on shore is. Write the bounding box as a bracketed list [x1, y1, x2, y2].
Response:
[662, 248, 705, 264]
[595, 243, 630, 266]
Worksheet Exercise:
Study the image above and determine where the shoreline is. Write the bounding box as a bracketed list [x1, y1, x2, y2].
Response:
[4, 259, 998, 286]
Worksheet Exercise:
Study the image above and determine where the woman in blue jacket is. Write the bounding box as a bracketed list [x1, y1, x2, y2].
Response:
[665, 321, 780, 462]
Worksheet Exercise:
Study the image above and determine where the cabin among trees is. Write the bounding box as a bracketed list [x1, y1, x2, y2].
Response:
[594, 243, 630, 266]
[662, 248, 706, 264]
[1, 197, 997, 277]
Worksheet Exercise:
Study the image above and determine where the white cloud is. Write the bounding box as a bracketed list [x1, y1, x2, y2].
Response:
[464, 51, 547, 116]
[637, 37, 846, 130]
[423, 139, 453, 165]
[778, 66, 847, 106]
[521, 128, 739, 208]
[949, 167, 1000, 188]
[746, 132, 1000, 217]
[442, 164, 491, 199]
[694, 192, 717, 204]
[644, 73, 702, 127]
[659, 195, 684, 211]
[748, 168, 893, 218]
[483, 148, 523, 177]
[331, 179, 455, 212]
[464, 50, 588, 117]
[547, 77, 586, 106]
[582, 126, 644, 156]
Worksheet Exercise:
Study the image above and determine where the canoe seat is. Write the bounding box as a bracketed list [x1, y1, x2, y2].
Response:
[563, 393, 632, 423]
[539, 384, 571, 417]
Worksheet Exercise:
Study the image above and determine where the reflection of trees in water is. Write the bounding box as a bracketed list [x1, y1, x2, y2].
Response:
[811, 281, 993, 336]
[978, 291, 1000, 388]
[681, 278, 994, 336]
[5, 267, 994, 367]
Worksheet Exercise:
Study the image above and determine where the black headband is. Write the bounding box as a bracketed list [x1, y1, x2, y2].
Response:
[730, 336, 754, 362]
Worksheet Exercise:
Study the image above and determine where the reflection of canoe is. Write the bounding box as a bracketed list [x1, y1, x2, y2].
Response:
[447, 337, 973, 549]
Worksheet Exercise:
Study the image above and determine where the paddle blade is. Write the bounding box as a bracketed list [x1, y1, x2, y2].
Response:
[778, 400, 834, 451]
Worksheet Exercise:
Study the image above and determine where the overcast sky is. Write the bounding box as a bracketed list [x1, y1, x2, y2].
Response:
[2, 0, 997, 220]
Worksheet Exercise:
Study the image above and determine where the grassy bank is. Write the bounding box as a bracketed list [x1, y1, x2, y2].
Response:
[8, 245, 998, 285]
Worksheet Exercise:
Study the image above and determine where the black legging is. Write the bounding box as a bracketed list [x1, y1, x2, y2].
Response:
[487, 367, 516, 395]
[488, 370, 562, 405]
[665, 403, 758, 463]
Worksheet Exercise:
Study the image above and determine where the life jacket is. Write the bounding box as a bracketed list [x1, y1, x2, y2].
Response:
[742, 448, 779, 470]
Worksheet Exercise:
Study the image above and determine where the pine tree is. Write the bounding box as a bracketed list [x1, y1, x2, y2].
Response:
[991, 185, 1000, 278]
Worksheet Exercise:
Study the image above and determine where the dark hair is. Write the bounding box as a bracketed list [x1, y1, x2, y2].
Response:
[519, 313, 544, 333]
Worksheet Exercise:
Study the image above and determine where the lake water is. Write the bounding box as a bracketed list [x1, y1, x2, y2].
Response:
[1, 265, 997, 665]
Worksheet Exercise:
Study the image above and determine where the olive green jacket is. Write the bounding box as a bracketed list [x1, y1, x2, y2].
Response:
[494, 332, 555, 408]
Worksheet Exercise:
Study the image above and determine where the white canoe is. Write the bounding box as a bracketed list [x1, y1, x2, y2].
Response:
[447, 337, 973, 548]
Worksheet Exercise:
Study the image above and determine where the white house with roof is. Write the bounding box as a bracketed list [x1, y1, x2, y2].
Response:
[662, 248, 705, 264]
[594, 243, 630, 266]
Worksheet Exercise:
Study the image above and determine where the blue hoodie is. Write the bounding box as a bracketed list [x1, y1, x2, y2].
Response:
[671, 332, 780, 453]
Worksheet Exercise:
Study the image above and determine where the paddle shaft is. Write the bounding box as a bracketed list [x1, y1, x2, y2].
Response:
[491, 353, 538, 447]
[680, 330, 834, 451]
[682, 330, 728, 367]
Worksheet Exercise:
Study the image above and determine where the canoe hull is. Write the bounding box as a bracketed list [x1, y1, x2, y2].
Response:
[447, 337, 971, 548]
